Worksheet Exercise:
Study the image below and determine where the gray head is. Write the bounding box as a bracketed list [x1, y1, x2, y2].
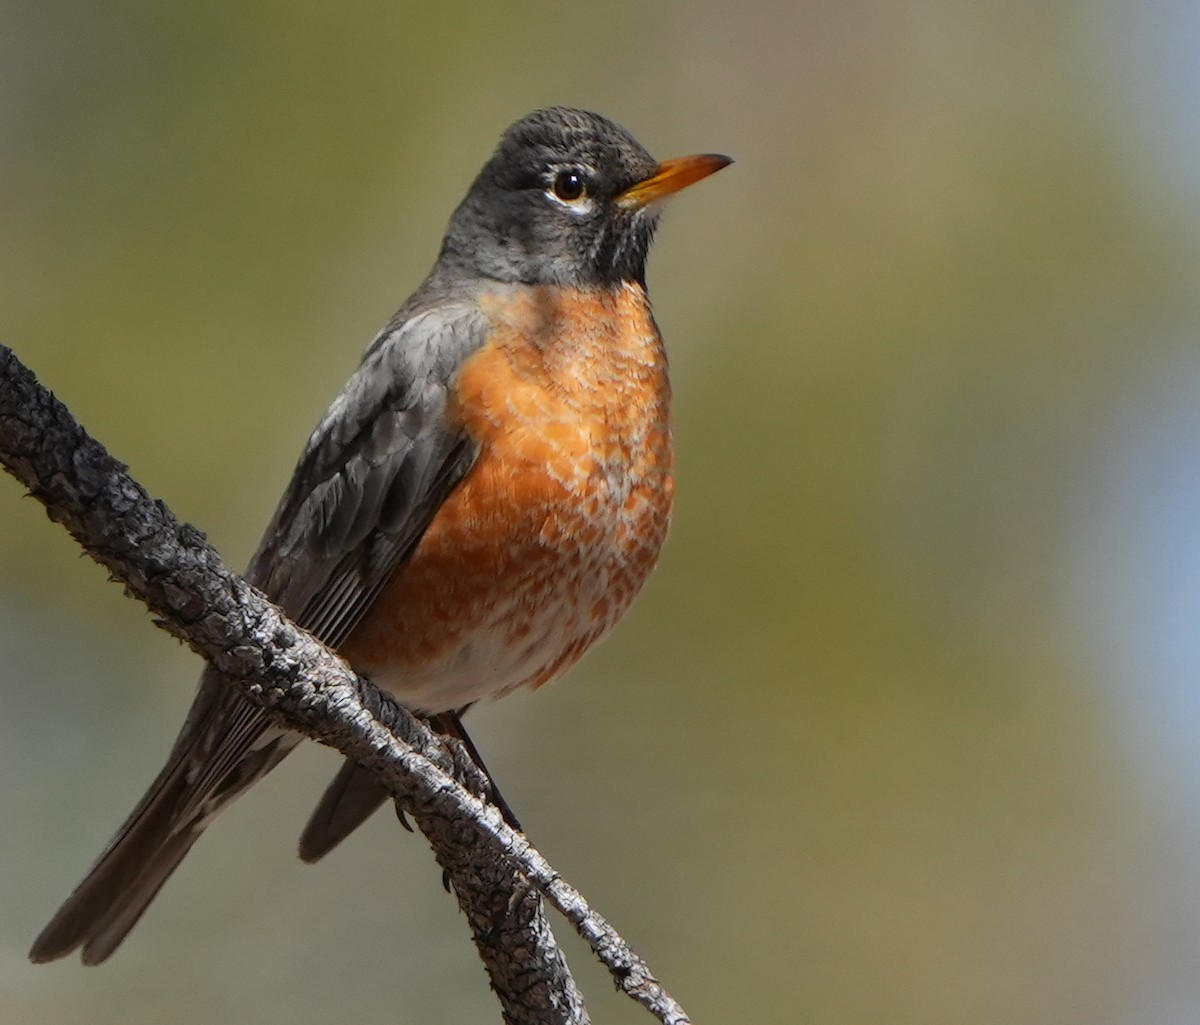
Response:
[435, 107, 730, 288]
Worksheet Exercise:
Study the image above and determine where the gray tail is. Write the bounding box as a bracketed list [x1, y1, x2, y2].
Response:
[29, 757, 205, 965]
[298, 759, 390, 863]
[30, 677, 294, 965]
[297, 710, 520, 865]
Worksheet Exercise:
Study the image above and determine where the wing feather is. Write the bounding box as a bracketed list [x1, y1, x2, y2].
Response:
[30, 297, 492, 963]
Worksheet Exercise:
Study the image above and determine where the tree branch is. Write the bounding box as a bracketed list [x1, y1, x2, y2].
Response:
[0, 343, 691, 1025]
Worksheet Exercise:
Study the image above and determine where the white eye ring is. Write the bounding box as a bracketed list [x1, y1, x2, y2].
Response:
[545, 166, 596, 213]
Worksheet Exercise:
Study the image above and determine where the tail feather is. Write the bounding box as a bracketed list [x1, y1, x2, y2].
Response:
[31, 692, 513, 962]
[29, 759, 202, 964]
[298, 760, 388, 864]
[30, 670, 294, 964]
[80, 830, 201, 965]
[297, 710, 520, 866]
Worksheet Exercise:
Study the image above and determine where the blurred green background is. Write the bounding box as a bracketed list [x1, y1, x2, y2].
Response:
[3, 1, 1200, 1022]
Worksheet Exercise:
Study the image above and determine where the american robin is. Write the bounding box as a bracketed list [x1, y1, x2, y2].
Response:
[29, 107, 730, 965]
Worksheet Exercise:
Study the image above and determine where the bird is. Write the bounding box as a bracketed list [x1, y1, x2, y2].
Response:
[29, 106, 730, 965]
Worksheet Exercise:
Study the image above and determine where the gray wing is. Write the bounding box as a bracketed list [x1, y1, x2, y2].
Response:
[156, 298, 491, 821]
[29, 299, 491, 964]
[169, 298, 492, 822]
[247, 300, 488, 644]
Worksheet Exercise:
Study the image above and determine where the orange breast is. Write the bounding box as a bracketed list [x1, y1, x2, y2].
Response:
[338, 281, 674, 713]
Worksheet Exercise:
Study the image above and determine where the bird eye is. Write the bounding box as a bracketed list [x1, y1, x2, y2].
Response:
[550, 169, 589, 203]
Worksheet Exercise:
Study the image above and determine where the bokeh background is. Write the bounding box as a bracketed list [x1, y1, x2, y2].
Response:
[2, 1, 1200, 1022]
